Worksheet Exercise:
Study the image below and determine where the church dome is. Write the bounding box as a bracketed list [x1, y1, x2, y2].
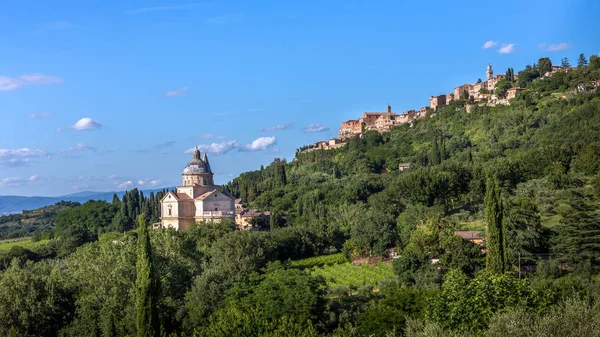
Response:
[183, 148, 212, 174]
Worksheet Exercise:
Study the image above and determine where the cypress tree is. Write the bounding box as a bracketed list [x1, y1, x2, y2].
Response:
[112, 193, 121, 207]
[485, 175, 506, 273]
[431, 139, 441, 165]
[135, 215, 160, 337]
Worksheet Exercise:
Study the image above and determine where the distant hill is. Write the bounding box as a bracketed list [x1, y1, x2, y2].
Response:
[0, 187, 174, 215]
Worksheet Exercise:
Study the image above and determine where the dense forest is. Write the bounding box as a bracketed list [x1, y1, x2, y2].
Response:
[1, 55, 600, 336]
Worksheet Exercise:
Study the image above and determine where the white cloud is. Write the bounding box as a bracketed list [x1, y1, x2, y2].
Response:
[302, 124, 330, 133]
[198, 133, 215, 139]
[498, 44, 516, 54]
[71, 117, 102, 131]
[187, 137, 278, 155]
[0, 148, 48, 167]
[118, 180, 134, 189]
[126, 3, 203, 14]
[482, 40, 498, 49]
[29, 113, 52, 118]
[260, 124, 294, 132]
[240, 137, 277, 151]
[538, 42, 570, 52]
[28, 175, 39, 182]
[0, 73, 62, 91]
[108, 174, 119, 180]
[135, 178, 161, 187]
[0, 177, 22, 187]
[187, 140, 240, 156]
[73, 184, 89, 190]
[165, 86, 188, 97]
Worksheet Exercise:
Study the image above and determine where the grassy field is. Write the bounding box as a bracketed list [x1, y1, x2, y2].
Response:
[309, 262, 396, 290]
[289, 253, 347, 269]
[0, 238, 50, 251]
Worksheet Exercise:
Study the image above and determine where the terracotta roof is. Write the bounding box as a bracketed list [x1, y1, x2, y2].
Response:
[238, 209, 269, 217]
[454, 230, 485, 239]
[177, 193, 192, 200]
[194, 189, 217, 200]
[235, 198, 242, 204]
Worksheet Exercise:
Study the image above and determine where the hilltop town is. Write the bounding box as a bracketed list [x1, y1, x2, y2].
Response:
[300, 62, 593, 153]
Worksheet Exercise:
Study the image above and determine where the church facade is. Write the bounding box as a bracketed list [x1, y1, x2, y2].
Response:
[157, 148, 235, 231]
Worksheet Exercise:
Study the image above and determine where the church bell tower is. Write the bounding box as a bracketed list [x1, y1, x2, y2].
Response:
[486, 64, 493, 81]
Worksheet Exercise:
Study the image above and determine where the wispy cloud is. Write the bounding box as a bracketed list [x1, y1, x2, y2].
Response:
[0, 175, 42, 188]
[0, 74, 62, 92]
[137, 141, 177, 153]
[73, 184, 90, 190]
[117, 180, 134, 189]
[303, 124, 329, 133]
[165, 86, 188, 97]
[71, 117, 102, 131]
[126, 3, 204, 14]
[0, 177, 23, 188]
[137, 179, 161, 187]
[259, 124, 294, 132]
[29, 113, 52, 119]
[205, 14, 243, 25]
[34, 21, 76, 34]
[538, 42, 570, 52]
[482, 40, 499, 49]
[108, 174, 119, 180]
[0, 148, 48, 167]
[498, 43, 516, 54]
[198, 133, 214, 139]
[67, 143, 97, 152]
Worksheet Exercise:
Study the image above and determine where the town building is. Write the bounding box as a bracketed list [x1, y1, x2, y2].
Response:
[156, 148, 235, 231]
[235, 209, 271, 231]
[506, 87, 525, 99]
[454, 230, 485, 245]
[398, 163, 411, 171]
[339, 119, 363, 139]
[429, 94, 447, 110]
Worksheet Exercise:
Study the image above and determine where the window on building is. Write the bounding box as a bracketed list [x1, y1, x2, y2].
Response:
[215, 207, 218, 211]
[168, 205, 172, 216]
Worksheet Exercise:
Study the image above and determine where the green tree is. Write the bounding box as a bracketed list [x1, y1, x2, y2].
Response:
[552, 192, 600, 270]
[0, 261, 74, 336]
[485, 176, 506, 274]
[561, 57, 571, 69]
[577, 53, 588, 68]
[426, 270, 542, 334]
[537, 57, 552, 75]
[135, 215, 160, 337]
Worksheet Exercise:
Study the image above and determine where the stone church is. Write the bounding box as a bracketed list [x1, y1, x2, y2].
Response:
[157, 148, 235, 231]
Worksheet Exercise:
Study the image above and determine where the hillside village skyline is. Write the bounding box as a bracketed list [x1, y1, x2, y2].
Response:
[302, 59, 598, 153]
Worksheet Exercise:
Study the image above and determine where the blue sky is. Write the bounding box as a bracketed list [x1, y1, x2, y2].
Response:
[1, 0, 599, 196]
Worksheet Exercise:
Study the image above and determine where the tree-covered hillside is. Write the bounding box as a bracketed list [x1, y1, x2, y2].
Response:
[1, 56, 599, 337]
